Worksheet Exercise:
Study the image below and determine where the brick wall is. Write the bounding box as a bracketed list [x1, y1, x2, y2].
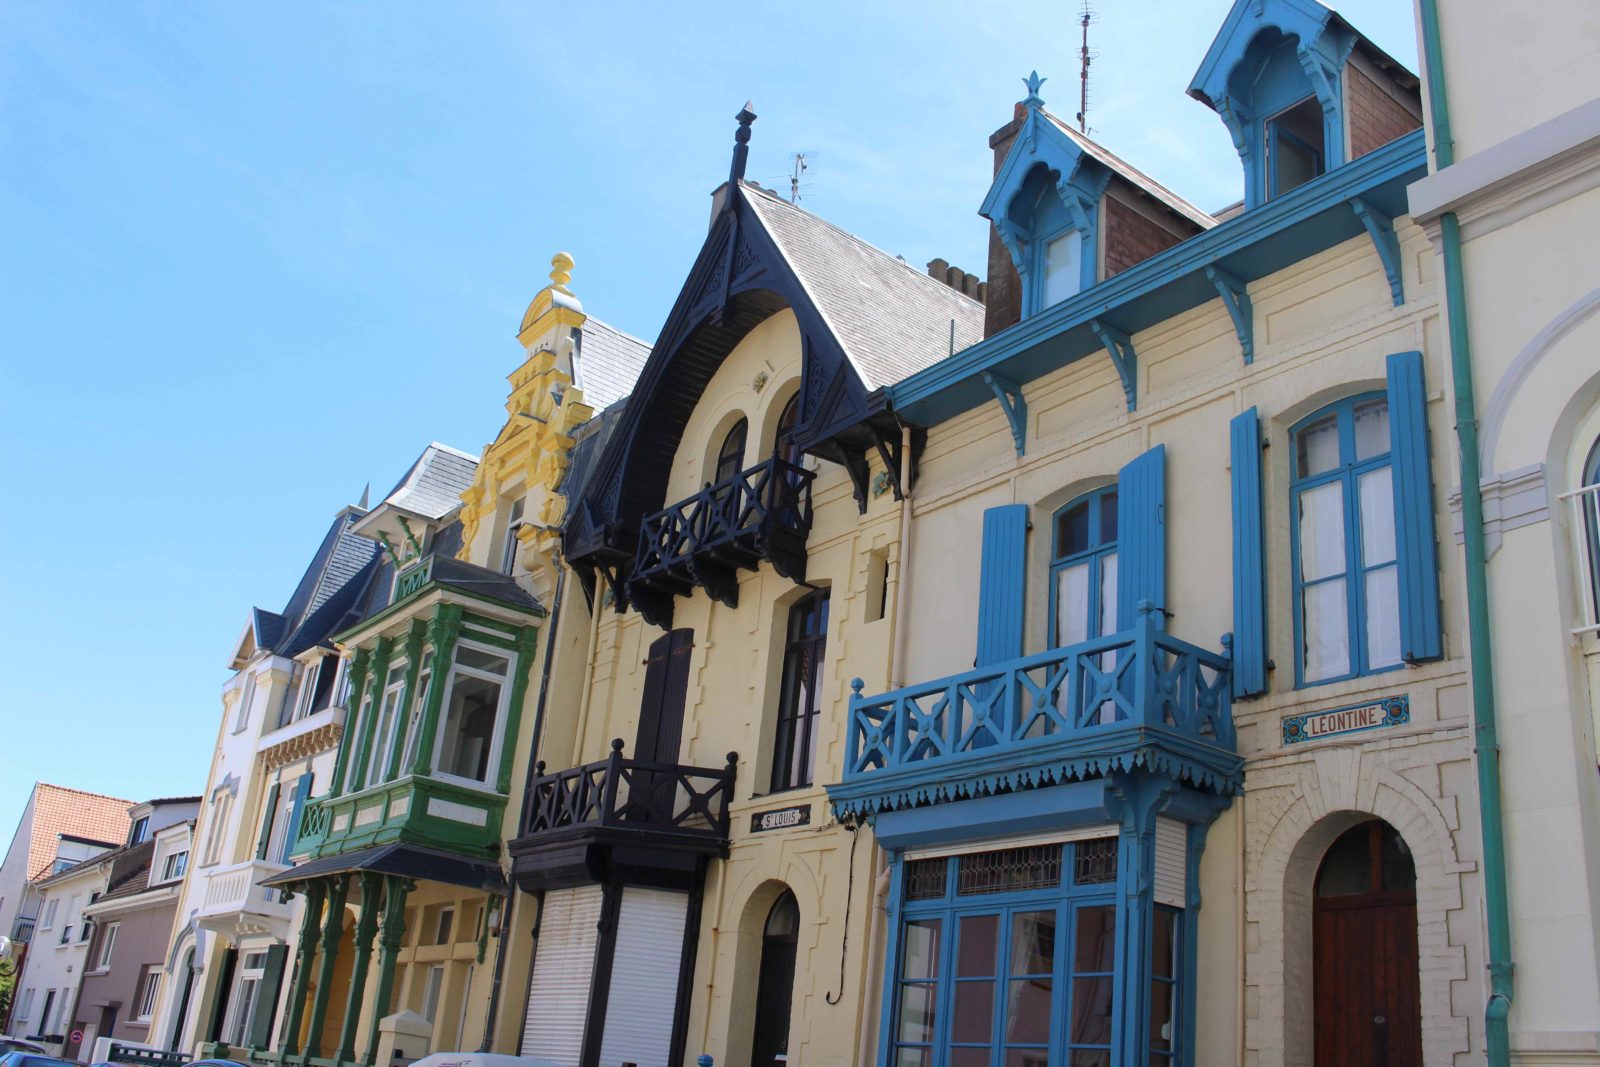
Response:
[983, 105, 1025, 339]
[1103, 193, 1186, 278]
[1347, 64, 1422, 158]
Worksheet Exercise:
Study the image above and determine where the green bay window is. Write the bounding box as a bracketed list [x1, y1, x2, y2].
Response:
[433, 643, 512, 786]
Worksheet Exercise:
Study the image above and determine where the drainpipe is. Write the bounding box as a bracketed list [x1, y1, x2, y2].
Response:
[1416, 3, 1514, 1061]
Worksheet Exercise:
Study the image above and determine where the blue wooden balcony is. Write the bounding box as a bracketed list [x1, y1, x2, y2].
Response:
[828, 605, 1242, 820]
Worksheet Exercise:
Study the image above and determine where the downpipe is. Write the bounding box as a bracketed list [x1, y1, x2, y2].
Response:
[1417, 1, 1515, 1059]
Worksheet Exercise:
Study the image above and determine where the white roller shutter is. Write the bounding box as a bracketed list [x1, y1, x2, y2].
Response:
[596, 887, 689, 1067]
[1154, 817, 1188, 908]
[521, 884, 603, 1065]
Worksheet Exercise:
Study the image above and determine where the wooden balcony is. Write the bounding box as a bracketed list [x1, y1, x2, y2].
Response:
[509, 740, 738, 891]
[627, 456, 814, 628]
[827, 604, 1242, 820]
[294, 774, 507, 862]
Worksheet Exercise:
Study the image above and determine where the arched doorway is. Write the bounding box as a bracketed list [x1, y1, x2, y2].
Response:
[1313, 819, 1422, 1066]
[751, 890, 799, 1067]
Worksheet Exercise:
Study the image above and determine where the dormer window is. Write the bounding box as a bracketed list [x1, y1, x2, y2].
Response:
[1041, 229, 1084, 308]
[129, 816, 150, 846]
[1266, 96, 1325, 198]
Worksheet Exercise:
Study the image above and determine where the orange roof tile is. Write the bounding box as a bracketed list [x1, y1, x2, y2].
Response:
[26, 783, 134, 881]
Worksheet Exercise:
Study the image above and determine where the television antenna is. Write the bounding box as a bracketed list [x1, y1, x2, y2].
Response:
[1077, 1, 1098, 134]
[762, 152, 818, 203]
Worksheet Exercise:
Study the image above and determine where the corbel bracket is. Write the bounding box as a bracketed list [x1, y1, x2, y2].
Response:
[1089, 319, 1138, 412]
[394, 515, 424, 559]
[1349, 196, 1403, 307]
[983, 371, 1028, 456]
[1204, 265, 1254, 364]
[869, 428, 906, 500]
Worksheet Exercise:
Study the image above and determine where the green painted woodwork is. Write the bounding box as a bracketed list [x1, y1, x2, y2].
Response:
[281, 880, 326, 1057]
[410, 603, 464, 777]
[336, 873, 383, 1063]
[494, 624, 542, 794]
[385, 621, 429, 781]
[394, 557, 434, 602]
[363, 876, 414, 1066]
[328, 649, 372, 797]
[296, 773, 507, 860]
[305, 876, 350, 1058]
[348, 636, 395, 795]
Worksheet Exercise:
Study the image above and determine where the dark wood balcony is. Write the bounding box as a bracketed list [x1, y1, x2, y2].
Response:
[626, 456, 814, 628]
[509, 740, 738, 891]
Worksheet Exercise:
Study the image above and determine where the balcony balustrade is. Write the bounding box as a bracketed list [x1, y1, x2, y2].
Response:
[511, 740, 737, 891]
[294, 774, 507, 862]
[194, 858, 294, 940]
[828, 604, 1242, 820]
[627, 456, 814, 627]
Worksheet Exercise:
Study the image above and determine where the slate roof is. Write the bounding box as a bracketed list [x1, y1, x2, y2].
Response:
[245, 506, 384, 660]
[1040, 112, 1217, 230]
[558, 399, 627, 507]
[22, 785, 133, 882]
[428, 556, 544, 614]
[381, 443, 480, 520]
[575, 318, 651, 412]
[741, 183, 986, 390]
[94, 839, 156, 903]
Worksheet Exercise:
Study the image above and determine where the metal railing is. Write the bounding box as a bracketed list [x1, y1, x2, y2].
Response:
[842, 604, 1235, 781]
[523, 739, 738, 842]
[632, 456, 814, 582]
[1561, 480, 1600, 636]
[107, 1043, 187, 1067]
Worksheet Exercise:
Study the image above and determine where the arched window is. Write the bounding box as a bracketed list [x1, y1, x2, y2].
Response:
[773, 393, 801, 466]
[1581, 436, 1600, 629]
[771, 590, 829, 792]
[714, 418, 748, 485]
[1290, 395, 1400, 685]
[1049, 486, 1118, 647]
[752, 891, 799, 1067]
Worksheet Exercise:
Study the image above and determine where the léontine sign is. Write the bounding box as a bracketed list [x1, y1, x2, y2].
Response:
[1281, 694, 1410, 746]
[750, 803, 811, 833]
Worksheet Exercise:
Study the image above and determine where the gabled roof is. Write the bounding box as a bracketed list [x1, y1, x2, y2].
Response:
[379, 443, 480, 521]
[742, 185, 985, 390]
[574, 317, 651, 412]
[22, 784, 133, 882]
[1038, 114, 1216, 230]
[93, 839, 156, 903]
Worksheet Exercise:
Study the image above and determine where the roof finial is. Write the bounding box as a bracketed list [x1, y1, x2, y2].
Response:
[730, 101, 757, 186]
[549, 251, 574, 292]
[358, 483, 370, 509]
[1023, 70, 1047, 110]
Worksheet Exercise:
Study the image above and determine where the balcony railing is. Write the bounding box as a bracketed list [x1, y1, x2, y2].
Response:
[294, 774, 507, 861]
[1561, 479, 1600, 636]
[523, 739, 738, 846]
[829, 604, 1241, 819]
[627, 456, 814, 625]
[11, 918, 34, 942]
[194, 858, 293, 939]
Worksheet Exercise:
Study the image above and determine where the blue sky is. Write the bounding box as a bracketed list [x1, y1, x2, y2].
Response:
[0, 1, 1417, 833]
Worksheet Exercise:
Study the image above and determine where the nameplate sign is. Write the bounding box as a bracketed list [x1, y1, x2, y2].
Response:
[1282, 695, 1409, 746]
[751, 803, 811, 834]
[395, 557, 434, 601]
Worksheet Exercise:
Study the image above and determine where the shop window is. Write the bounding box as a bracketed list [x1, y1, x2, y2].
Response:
[433, 644, 512, 787]
[1291, 395, 1401, 685]
[1266, 96, 1325, 198]
[770, 590, 829, 792]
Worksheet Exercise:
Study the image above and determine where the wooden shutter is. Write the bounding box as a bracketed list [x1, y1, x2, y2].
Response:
[207, 947, 237, 1042]
[1116, 445, 1168, 628]
[635, 629, 693, 764]
[246, 944, 288, 1049]
[976, 504, 1029, 666]
[280, 774, 313, 863]
[1230, 409, 1269, 697]
[254, 783, 281, 861]
[596, 888, 690, 1067]
[1386, 351, 1443, 662]
[521, 885, 603, 1064]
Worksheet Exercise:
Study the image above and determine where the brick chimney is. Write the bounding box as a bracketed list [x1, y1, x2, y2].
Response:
[983, 103, 1027, 338]
[926, 258, 987, 303]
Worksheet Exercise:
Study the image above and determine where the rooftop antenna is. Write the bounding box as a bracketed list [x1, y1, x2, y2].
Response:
[1077, 1, 1097, 134]
[789, 152, 809, 203]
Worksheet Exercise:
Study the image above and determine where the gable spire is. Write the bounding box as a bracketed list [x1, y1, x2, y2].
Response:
[1023, 70, 1047, 110]
[729, 101, 757, 187]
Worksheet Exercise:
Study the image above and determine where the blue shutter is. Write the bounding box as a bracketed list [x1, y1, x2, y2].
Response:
[1230, 409, 1268, 697]
[279, 773, 314, 864]
[976, 504, 1029, 666]
[1116, 445, 1167, 629]
[254, 782, 281, 861]
[1387, 351, 1443, 662]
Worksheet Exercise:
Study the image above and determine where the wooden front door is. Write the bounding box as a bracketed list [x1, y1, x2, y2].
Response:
[751, 891, 799, 1067]
[1313, 820, 1423, 1067]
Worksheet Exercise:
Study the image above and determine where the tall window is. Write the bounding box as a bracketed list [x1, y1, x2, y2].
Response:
[1291, 395, 1401, 685]
[714, 418, 748, 484]
[1265, 96, 1325, 199]
[771, 590, 829, 792]
[774, 394, 802, 466]
[1049, 486, 1118, 647]
[129, 816, 150, 845]
[398, 650, 435, 774]
[226, 951, 267, 1046]
[202, 791, 233, 866]
[365, 661, 410, 789]
[1580, 437, 1600, 630]
[234, 673, 256, 732]
[500, 496, 527, 575]
[1040, 229, 1083, 308]
[93, 921, 119, 970]
[134, 966, 161, 1022]
[433, 644, 512, 786]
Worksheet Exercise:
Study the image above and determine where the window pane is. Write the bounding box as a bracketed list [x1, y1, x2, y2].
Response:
[901, 920, 941, 981]
[455, 646, 509, 675]
[1006, 1051, 1052, 1067]
[895, 1050, 931, 1067]
[1297, 482, 1346, 581]
[1009, 912, 1056, 976]
[1056, 502, 1089, 558]
[1152, 910, 1177, 980]
[1381, 823, 1417, 891]
[1074, 906, 1116, 972]
[1097, 492, 1118, 545]
[1150, 981, 1174, 1051]
[1358, 467, 1396, 565]
[1056, 563, 1090, 646]
[1353, 398, 1390, 460]
[1302, 579, 1351, 682]
[1315, 825, 1372, 897]
[1296, 414, 1341, 476]
[1070, 976, 1114, 1044]
[1099, 553, 1117, 638]
[949, 1050, 989, 1067]
[1005, 978, 1053, 1044]
[1070, 1053, 1111, 1067]
[435, 673, 500, 781]
[1074, 839, 1118, 886]
[958, 915, 999, 977]
[1043, 231, 1082, 307]
[897, 984, 937, 1044]
[904, 858, 946, 902]
[952, 980, 996, 1043]
[1365, 565, 1402, 670]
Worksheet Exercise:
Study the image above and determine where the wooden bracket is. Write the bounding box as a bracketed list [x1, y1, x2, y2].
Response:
[983, 371, 1028, 456]
[1349, 196, 1403, 307]
[1205, 265, 1254, 364]
[1089, 319, 1138, 411]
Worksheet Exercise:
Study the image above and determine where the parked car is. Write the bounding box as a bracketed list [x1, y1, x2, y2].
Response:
[0, 1043, 46, 1057]
[0, 1051, 78, 1067]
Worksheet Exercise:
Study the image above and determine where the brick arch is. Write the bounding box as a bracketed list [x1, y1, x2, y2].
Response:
[1244, 746, 1474, 1066]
